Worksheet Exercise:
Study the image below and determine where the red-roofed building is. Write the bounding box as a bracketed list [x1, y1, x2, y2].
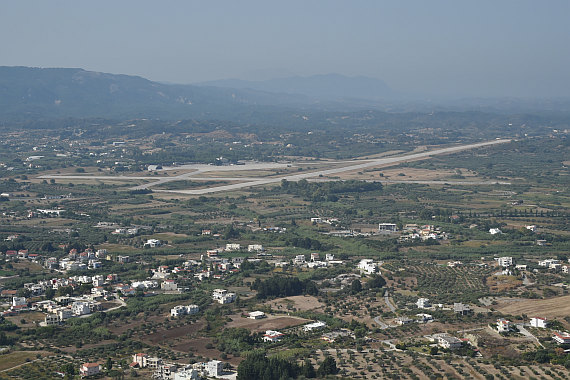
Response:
[553, 332, 570, 345]
[80, 362, 100, 377]
[132, 353, 148, 368]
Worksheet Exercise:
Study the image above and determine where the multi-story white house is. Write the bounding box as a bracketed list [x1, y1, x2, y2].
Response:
[496, 257, 513, 267]
[212, 289, 236, 304]
[416, 298, 431, 309]
[530, 317, 548, 328]
[248, 244, 264, 252]
[293, 255, 306, 265]
[171, 304, 199, 317]
[71, 301, 90, 316]
[80, 363, 101, 377]
[437, 334, 462, 349]
[497, 318, 512, 333]
[358, 259, 378, 275]
[206, 360, 223, 377]
[553, 331, 570, 344]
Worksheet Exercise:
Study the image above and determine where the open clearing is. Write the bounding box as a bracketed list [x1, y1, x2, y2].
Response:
[263, 295, 325, 312]
[0, 351, 50, 372]
[225, 315, 310, 332]
[494, 295, 570, 320]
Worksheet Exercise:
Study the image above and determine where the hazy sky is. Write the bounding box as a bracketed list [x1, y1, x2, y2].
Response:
[2, 1, 569, 98]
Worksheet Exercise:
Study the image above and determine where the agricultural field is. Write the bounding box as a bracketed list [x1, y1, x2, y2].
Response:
[0, 125, 569, 379]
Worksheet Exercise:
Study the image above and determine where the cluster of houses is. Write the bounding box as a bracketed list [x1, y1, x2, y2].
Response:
[538, 258, 569, 273]
[495, 316, 570, 344]
[289, 252, 343, 269]
[2, 249, 42, 262]
[415, 297, 472, 316]
[398, 224, 448, 242]
[80, 354, 228, 379]
[130, 353, 226, 379]
[0, 272, 124, 323]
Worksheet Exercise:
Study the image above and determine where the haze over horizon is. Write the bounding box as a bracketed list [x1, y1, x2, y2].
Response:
[2, 0, 570, 99]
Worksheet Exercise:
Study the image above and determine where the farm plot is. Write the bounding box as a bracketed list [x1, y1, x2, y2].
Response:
[396, 264, 493, 304]
[225, 315, 310, 332]
[307, 348, 566, 379]
[495, 295, 570, 321]
[263, 295, 325, 313]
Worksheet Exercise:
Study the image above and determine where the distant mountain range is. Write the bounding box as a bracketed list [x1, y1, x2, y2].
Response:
[196, 73, 399, 101]
[1, 66, 569, 122]
[0, 66, 315, 121]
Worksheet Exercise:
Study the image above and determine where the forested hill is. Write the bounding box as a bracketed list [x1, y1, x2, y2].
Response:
[0, 66, 310, 121]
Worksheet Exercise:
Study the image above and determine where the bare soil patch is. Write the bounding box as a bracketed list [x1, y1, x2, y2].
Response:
[495, 295, 570, 321]
[263, 295, 325, 312]
[225, 315, 309, 332]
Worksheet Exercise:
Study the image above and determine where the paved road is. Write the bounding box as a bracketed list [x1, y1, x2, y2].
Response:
[373, 316, 391, 329]
[153, 139, 511, 194]
[517, 323, 544, 348]
[384, 291, 396, 313]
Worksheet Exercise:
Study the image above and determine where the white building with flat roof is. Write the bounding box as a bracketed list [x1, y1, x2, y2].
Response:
[530, 317, 548, 328]
[496, 257, 513, 267]
[378, 223, 397, 232]
[303, 321, 327, 332]
[416, 298, 431, 309]
[206, 360, 223, 377]
[358, 259, 378, 275]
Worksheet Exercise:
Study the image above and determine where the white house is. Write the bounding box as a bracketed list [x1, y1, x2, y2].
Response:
[71, 301, 90, 316]
[206, 360, 223, 377]
[248, 311, 266, 319]
[553, 331, 570, 344]
[12, 297, 27, 307]
[437, 334, 462, 349]
[263, 330, 284, 343]
[416, 313, 433, 323]
[293, 255, 306, 265]
[530, 317, 548, 329]
[357, 259, 378, 275]
[526, 225, 537, 232]
[171, 304, 199, 317]
[378, 223, 397, 232]
[212, 289, 236, 304]
[496, 257, 513, 267]
[303, 321, 327, 332]
[489, 228, 502, 235]
[132, 353, 148, 368]
[225, 243, 241, 251]
[539, 259, 560, 268]
[144, 239, 161, 248]
[80, 363, 101, 377]
[416, 298, 431, 309]
[248, 244, 264, 252]
[173, 369, 199, 380]
[161, 280, 178, 291]
[497, 318, 512, 333]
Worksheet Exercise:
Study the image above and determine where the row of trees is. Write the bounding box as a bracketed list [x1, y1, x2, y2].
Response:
[251, 276, 318, 299]
[237, 352, 338, 380]
[279, 179, 383, 202]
